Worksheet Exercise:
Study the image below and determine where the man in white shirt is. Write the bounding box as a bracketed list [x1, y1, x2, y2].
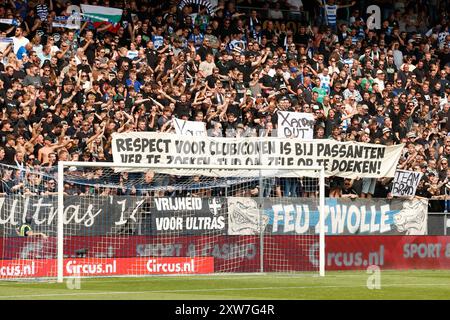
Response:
[318, 68, 332, 93]
[287, 0, 303, 11]
[12, 27, 29, 55]
[373, 69, 385, 93]
[198, 53, 216, 78]
[343, 81, 363, 102]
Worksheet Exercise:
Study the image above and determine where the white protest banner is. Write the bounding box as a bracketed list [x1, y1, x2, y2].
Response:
[277, 111, 315, 139]
[173, 118, 206, 136]
[391, 170, 423, 197]
[111, 132, 404, 179]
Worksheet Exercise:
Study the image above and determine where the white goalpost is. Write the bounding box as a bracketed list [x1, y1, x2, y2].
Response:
[0, 162, 325, 282]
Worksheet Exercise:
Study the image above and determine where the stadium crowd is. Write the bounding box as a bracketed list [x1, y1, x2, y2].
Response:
[0, 0, 447, 208]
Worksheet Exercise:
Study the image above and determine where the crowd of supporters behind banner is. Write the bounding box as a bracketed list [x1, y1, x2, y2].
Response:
[0, 0, 448, 210]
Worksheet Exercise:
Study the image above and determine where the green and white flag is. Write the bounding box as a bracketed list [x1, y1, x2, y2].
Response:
[80, 4, 123, 30]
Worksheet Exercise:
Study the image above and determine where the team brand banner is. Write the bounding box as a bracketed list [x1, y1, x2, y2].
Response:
[111, 132, 404, 178]
[391, 169, 423, 197]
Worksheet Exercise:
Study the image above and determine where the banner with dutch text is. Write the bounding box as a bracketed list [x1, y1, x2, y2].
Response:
[111, 132, 404, 178]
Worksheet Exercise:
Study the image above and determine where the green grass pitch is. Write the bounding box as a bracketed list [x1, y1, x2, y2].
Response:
[0, 270, 449, 300]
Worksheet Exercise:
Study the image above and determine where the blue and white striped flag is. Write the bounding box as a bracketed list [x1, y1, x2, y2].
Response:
[0, 37, 13, 43]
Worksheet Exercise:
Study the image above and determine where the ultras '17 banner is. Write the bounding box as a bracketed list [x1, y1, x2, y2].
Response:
[111, 132, 404, 178]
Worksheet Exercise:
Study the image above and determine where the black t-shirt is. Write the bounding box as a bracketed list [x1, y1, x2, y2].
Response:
[237, 62, 253, 82]
[385, 63, 397, 83]
[341, 186, 358, 196]
[216, 60, 230, 75]
[218, 27, 232, 41]
[41, 120, 56, 135]
[4, 98, 19, 112]
[260, 74, 274, 88]
[223, 120, 238, 135]
[261, 29, 274, 41]
[138, 30, 152, 43]
[206, 74, 219, 88]
[288, 77, 301, 91]
[174, 101, 191, 118]
[35, 98, 50, 116]
[3, 145, 15, 165]
[80, 40, 96, 64]
[226, 102, 241, 118]
[145, 49, 158, 69]
[110, 76, 127, 88]
[0, 129, 12, 146]
[13, 69, 26, 80]
[0, 73, 12, 90]
[416, 186, 431, 198]
[295, 33, 310, 46]
[197, 45, 213, 61]
[0, 178, 15, 195]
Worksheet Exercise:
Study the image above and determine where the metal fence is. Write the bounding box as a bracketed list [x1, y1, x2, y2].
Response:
[427, 212, 450, 236]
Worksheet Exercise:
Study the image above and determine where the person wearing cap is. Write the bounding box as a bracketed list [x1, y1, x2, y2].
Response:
[373, 69, 385, 91]
[406, 131, 417, 141]
[236, 122, 247, 137]
[380, 127, 393, 145]
[356, 104, 371, 126]
[278, 82, 288, 92]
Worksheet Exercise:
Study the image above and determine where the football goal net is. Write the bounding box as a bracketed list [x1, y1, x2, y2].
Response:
[0, 162, 325, 282]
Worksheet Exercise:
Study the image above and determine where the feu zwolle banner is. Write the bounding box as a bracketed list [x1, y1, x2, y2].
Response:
[111, 132, 404, 178]
[277, 111, 315, 139]
[229, 197, 428, 236]
[391, 169, 423, 197]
